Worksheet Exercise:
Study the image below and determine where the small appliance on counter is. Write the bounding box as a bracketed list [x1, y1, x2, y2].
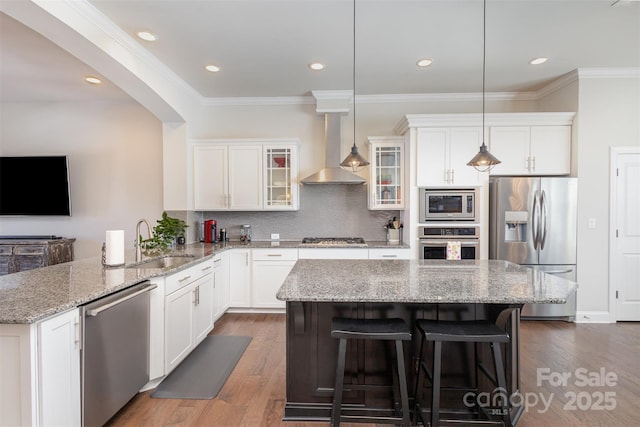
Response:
[219, 228, 227, 242]
[203, 219, 217, 243]
[240, 224, 252, 243]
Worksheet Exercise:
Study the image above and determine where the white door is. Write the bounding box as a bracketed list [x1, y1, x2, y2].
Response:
[193, 145, 228, 209]
[613, 148, 640, 321]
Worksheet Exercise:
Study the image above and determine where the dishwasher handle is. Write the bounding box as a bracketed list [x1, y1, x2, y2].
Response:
[86, 282, 157, 317]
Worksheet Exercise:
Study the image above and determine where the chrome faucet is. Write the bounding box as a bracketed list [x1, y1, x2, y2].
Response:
[135, 219, 153, 262]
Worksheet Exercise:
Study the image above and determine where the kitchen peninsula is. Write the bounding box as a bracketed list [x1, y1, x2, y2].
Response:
[276, 259, 578, 425]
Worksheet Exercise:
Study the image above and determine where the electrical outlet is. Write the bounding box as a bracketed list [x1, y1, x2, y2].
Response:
[271, 233, 280, 240]
[588, 218, 596, 229]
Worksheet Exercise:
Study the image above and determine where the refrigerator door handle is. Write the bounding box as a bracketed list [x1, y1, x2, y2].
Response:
[540, 190, 548, 250]
[531, 190, 539, 249]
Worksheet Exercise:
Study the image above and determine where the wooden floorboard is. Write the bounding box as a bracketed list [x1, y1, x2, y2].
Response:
[107, 314, 640, 426]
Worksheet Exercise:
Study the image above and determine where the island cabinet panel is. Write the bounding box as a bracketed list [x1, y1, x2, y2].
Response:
[283, 301, 520, 422]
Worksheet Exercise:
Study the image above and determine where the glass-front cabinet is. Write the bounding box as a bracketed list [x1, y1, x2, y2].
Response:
[368, 136, 405, 209]
[264, 143, 299, 210]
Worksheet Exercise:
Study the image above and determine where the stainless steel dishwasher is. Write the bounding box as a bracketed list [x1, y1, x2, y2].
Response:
[81, 280, 156, 427]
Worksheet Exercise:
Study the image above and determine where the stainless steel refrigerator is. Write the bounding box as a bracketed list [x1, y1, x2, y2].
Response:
[489, 176, 577, 321]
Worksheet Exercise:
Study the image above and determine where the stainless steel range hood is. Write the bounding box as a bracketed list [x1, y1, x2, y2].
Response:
[301, 112, 366, 185]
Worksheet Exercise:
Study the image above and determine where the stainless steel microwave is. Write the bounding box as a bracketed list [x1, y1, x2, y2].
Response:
[419, 188, 476, 221]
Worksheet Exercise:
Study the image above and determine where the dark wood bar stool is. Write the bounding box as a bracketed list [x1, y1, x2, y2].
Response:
[413, 319, 512, 427]
[330, 317, 412, 427]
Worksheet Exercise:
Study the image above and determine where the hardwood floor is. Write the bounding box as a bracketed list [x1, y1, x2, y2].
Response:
[107, 314, 640, 427]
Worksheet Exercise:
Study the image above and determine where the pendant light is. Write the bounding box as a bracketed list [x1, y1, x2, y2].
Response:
[467, 0, 501, 172]
[340, 0, 370, 172]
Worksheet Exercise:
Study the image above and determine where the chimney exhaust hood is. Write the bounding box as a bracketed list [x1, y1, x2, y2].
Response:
[301, 112, 366, 185]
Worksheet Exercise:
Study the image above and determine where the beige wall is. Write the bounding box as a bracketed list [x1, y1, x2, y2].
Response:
[573, 76, 640, 319]
[0, 101, 164, 260]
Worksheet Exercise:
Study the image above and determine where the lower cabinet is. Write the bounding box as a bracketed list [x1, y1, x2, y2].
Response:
[368, 248, 412, 259]
[252, 248, 298, 308]
[229, 249, 251, 308]
[0, 308, 81, 427]
[164, 260, 215, 374]
[298, 248, 369, 259]
[212, 253, 229, 321]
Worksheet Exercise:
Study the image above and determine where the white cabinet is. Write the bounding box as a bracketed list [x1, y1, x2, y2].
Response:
[164, 260, 214, 374]
[193, 139, 299, 211]
[416, 127, 481, 186]
[38, 309, 81, 427]
[264, 145, 299, 210]
[298, 248, 369, 259]
[212, 254, 228, 321]
[368, 136, 405, 209]
[193, 143, 262, 210]
[368, 248, 411, 259]
[489, 126, 571, 175]
[251, 248, 297, 308]
[0, 309, 81, 427]
[229, 249, 251, 308]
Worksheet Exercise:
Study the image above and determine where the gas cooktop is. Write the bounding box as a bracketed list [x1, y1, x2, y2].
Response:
[300, 237, 367, 247]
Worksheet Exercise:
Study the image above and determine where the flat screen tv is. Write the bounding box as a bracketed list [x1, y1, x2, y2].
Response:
[0, 156, 72, 216]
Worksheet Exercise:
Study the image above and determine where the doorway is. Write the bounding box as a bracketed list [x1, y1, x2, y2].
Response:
[610, 147, 640, 321]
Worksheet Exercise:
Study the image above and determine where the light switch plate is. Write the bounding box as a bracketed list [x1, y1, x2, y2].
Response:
[271, 233, 280, 240]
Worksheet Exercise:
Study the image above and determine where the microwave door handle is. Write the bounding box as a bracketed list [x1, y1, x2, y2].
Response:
[540, 190, 548, 250]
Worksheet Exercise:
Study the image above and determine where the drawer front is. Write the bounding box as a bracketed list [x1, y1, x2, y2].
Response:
[165, 260, 213, 295]
[14, 245, 46, 255]
[298, 248, 368, 259]
[252, 248, 298, 261]
[368, 248, 411, 260]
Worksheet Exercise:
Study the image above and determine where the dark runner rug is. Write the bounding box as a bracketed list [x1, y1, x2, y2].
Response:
[151, 335, 252, 399]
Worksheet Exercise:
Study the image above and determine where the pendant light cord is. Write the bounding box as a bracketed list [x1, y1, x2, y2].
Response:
[482, 0, 486, 141]
[352, 0, 356, 149]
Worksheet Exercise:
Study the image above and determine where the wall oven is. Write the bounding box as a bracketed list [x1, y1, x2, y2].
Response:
[418, 225, 480, 260]
[419, 188, 476, 221]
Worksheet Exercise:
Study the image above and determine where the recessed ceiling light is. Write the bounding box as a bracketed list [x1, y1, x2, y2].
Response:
[529, 57, 548, 65]
[136, 31, 157, 42]
[84, 76, 102, 85]
[309, 62, 325, 71]
[416, 58, 433, 67]
[205, 64, 220, 73]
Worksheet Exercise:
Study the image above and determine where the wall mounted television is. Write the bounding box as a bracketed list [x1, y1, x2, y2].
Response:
[0, 156, 72, 216]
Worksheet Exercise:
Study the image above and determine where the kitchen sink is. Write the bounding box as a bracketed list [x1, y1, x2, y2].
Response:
[127, 255, 196, 269]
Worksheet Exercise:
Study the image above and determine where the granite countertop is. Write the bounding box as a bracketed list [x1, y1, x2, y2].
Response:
[0, 240, 409, 324]
[276, 259, 578, 304]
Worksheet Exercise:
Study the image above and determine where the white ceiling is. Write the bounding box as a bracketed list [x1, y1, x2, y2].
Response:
[1, 0, 639, 103]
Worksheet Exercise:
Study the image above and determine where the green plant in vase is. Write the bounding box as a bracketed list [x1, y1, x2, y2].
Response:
[139, 212, 188, 254]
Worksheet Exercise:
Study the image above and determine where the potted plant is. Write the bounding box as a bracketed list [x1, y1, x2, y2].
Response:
[139, 212, 188, 253]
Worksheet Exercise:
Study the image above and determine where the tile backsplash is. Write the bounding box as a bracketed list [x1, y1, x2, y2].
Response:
[174, 185, 400, 242]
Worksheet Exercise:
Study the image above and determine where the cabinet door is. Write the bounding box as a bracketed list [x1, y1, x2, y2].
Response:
[192, 274, 214, 344]
[229, 249, 251, 307]
[252, 260, 295, 308]
[368, 137, 405, 209]
[228, 145, 263, 210]
[218, 253, 231, 314]
[529, 126, 571, 175]
[264, 145, 299, 210]
[38, 309, 81, 427]
[448, 127, 482, 186]
[194, 145, 228, 209]
[165, 284, 195, 373]
[416, 128, 448, 186]
[488, 127, 530, 175]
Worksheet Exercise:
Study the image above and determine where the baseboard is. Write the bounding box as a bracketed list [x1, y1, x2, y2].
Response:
[226, 307, 286, 314]
[575, 311, 614, 323]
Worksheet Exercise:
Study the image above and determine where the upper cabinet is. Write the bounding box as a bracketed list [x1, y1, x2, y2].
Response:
[264, 145, 299, 210]
[395, 113, 575, 186]
[416, 127, 481, 187]
[192, 139, 299, 211]
[368, 136, 405, 209]
[488, 125, 572, 175]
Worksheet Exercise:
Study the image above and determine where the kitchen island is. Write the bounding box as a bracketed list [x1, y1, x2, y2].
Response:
[276, 259, 578, 425]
